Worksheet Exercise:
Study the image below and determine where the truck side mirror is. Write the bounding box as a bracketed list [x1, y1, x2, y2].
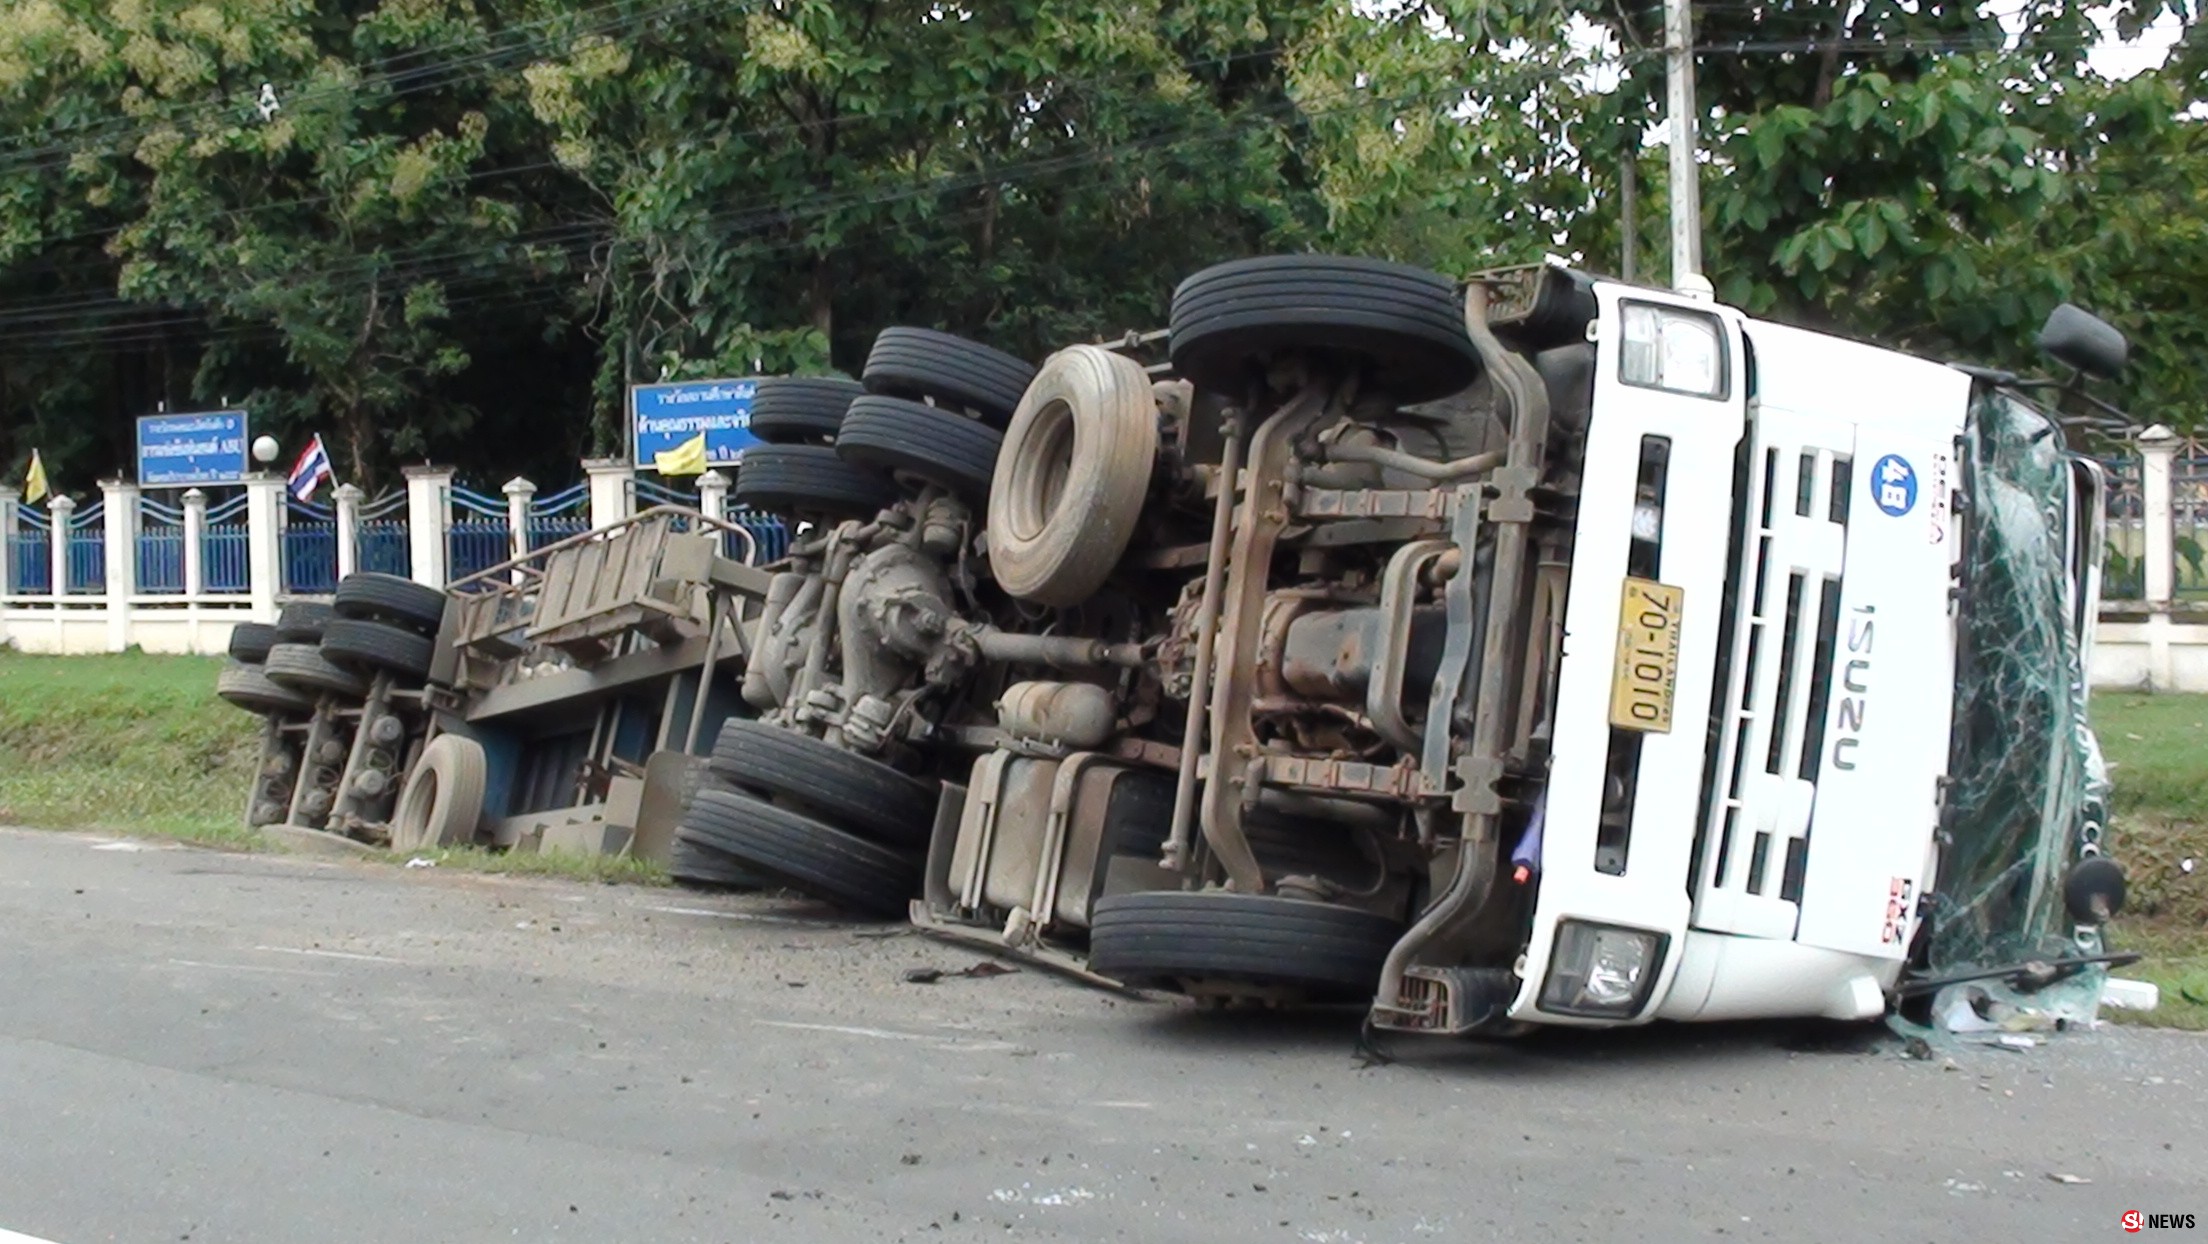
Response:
[2036, 303, 2128, 379]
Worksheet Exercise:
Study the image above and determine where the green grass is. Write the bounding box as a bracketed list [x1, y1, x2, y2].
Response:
[2092, 693, 2208, 1029]
[0, 650, 261, 847]
[393, 844, 669, 885]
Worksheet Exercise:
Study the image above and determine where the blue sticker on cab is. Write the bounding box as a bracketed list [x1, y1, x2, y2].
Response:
[1871, 454, 1917, 517]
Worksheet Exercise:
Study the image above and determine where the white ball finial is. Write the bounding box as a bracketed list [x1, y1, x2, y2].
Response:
[252, 435, 280, 464]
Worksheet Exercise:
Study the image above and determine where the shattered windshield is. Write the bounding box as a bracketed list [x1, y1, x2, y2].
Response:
[1927, 390, 2099, 977]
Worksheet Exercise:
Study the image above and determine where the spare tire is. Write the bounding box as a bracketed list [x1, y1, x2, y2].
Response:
[836, 395, 1003, 504]
[263, 642, 368, 699]
[274, 601, 335, 644]
[986, 345, 1160, 607]
[750, 377, 864, 446]
[227, 622, 279, 665]
[390, 734, 487, 853]
[678, 788, 920, 917]
[216, 661, 315, 716]
[334, 572, 447, 636]
[321, 618, 435, 682]
[1169, 255, 1480, 405]
[861, 327, 1036, 428]
[734, 444, 897, 521]
[709, 719, 938, 848]
[1088, 891, 1404, 1002]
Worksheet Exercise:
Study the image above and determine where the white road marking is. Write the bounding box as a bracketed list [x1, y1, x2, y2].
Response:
[643, 904, 805, 925]
[251, 945, 401, 963]
[755, 1020, 929, 1042]
[755, 1020, 1034, 1055]
[166, 958, 333, 978]
[90, 841, 160, 852]
[0, 1227, 68, 1244]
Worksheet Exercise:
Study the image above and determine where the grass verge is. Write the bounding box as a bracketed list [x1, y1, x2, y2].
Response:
[393, 845, 669, 885]
[0, 650, 260, 847]
[2091, 692, 2208, 1030]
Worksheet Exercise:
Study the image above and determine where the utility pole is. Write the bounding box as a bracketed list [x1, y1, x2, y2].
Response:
[1664, 0, 1702, 289]
[1620, 145, 1639, 283]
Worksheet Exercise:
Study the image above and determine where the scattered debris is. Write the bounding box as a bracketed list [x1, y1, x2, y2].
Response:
[404, 856, 437, 869]
[2046, 1173, 2093, 1186]
[903, 962, 1018, 985]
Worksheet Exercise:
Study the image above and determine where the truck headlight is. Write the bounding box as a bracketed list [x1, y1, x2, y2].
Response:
[1539, 920, 1669, 1018]
[1619, 303, 1727, 399]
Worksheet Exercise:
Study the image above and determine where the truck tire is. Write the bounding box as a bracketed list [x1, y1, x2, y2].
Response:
[861, 326, 1036, 428]
[263, 642, 368, 699]
[669, 832, 766, 889]
[708, 719, 937, 848]
[750, 377, 864, 446]
[1168, 255, 1480, 406]
[1088, 891, 1404, 1001]
[274, 601, 336, 644]
[678, 788, 920, 917]
[227, 622, 279, 665]
[734, 444, 897, 520]
[836, 395, 1003, 504]
[320, 618, 435, 681]
[216, 661, 315, 716]
[985, 345, 1159, 606]
[333, 572, 448, 636]
[390, 734, 487, 852]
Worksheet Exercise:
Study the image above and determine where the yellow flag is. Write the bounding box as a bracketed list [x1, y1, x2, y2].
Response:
[653, 431, 708, 477]
[23, 449, 46, 504]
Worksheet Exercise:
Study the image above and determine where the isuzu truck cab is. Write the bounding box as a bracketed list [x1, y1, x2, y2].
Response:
[681, 254, 2129, 1041]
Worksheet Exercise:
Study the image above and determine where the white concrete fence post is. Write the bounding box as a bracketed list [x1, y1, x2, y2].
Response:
[100, 478, 138, 650]
[0, 484, 17, 600]
[244, 475, 286, 621]
[404, 465, 454, 589]
[697, 469, 729, 525]
[2141, 424, 2178, 690]
[585, 457, 634, 530]
[181, 489, 206, 597]
[333, 483, 362, 580]
[503, 476, 536, 563]
[47, 494, 73, 600]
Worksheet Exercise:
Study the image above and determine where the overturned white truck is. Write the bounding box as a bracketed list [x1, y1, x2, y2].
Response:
[691, 254, 2132, 1038]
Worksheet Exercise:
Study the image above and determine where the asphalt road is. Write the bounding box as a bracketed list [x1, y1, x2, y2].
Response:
[1, 827, 2202, 1244]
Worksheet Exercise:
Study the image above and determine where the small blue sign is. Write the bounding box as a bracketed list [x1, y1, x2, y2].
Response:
[1870, 453, 1917, 517]
[137, 411, 248, 487]
[630, 379, 760, 468]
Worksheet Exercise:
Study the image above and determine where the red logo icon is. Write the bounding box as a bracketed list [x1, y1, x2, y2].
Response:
[2124, 1210, 2144, 1233]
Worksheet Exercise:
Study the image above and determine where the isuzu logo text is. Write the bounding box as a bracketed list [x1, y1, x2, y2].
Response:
[1831, 604, 1875, 772]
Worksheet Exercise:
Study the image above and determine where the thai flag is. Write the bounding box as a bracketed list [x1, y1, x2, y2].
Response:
[288, 434, 334, 502]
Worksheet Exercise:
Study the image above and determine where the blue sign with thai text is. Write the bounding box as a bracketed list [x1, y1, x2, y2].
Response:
[137, 411, 248, 487]
[630, 379, 760, 467]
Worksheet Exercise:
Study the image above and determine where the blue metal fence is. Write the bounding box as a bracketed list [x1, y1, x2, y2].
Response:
[731, 508, 789, 563]
[65, 501, 104, 594]
[284, 498, 339, 594]
[356, 490, 411, 578]
[10, 504, 50, 594]
[526, 483, 591, 550]
[448, 485, 512, 580]
[634, 478, 695, 509]
[137, 496, 186, 594]
[203, 494, 251, 593]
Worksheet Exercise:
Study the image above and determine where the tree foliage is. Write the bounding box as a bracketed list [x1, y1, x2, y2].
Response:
[0, 0, 2200, 494]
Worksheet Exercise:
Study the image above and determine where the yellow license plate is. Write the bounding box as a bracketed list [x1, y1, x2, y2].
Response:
[1610, 577, 1684, 733]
